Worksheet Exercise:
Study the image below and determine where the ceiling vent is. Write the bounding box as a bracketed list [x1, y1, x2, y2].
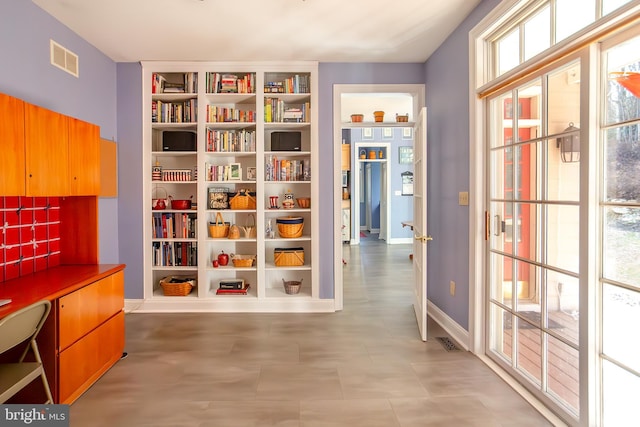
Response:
[50, 40, 79, 77]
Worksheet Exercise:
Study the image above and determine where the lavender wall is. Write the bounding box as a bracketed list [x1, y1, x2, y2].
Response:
[317, 63, 425, 298]
[424, 0, 502, 329]
[0, 0, 119, 264]
[116, 63, 144, 298]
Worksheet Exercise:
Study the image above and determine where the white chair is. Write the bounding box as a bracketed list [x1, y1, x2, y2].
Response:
[0, 300, 54, 404]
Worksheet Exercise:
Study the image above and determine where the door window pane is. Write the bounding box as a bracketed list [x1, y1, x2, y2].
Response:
[605, 36, 640, 125]
[602, 359, 640, 425]
[545, 270, 579, 345]
[546, 334, 579, 414]
[556, 0, 596, 43]
[545, 204, 580, 274]
[602, 284, 640, 372]
[603, 125, 640, 204]
[490, 252, 513, 307]
[603, 207, 640, 288]
[516, 318, 542, 384]
[490, 304, 513, 363]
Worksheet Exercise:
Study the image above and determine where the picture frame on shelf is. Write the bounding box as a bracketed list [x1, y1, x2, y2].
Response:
[229, 163, 242, 180]
[246, 166, 256, 181]
[362, 127, 373, 140]
[399, 146, 413, 164]
[382, 127, 393, 139]
[402, 127, 413, 139]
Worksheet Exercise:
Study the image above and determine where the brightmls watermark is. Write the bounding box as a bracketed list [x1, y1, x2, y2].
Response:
[1, 405, 69, 426]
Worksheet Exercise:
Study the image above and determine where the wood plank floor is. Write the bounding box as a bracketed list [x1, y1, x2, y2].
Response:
[69, 237, 553, 426]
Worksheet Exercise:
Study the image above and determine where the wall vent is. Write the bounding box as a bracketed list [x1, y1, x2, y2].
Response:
[50, 40, 79, 77]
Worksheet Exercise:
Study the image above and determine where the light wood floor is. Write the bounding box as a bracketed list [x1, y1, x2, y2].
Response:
[70, 236, 552, 426]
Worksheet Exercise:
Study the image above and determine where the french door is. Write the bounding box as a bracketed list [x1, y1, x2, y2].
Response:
[486, 55, 584, 421]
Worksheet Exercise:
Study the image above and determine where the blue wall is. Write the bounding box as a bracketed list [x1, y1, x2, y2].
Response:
[0, 0, 119, 264]
[424, 0, 502, 329]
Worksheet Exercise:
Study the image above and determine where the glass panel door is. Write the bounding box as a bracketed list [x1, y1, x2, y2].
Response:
[487, 59, 582, 420]
[601, 33, 640, 426]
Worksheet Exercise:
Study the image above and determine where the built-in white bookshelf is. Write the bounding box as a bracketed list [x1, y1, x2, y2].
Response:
[141, 62, 328, 312]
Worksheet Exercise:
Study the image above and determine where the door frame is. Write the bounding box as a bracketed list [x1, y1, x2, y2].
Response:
[333, 84, 425, 311]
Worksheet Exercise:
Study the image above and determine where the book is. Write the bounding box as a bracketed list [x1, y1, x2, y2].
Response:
[216, 284, 251, 295]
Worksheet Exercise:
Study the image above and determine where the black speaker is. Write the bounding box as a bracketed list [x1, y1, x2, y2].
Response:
[271, 132, 301, 151]
[163, 131, 196, 151]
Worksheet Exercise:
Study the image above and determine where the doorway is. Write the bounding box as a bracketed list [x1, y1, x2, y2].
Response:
[333, 84, 425, 311]
[352, 142, 391, 245]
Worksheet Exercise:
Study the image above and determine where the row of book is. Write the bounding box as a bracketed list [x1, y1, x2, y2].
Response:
[264, 98, 310, 123]
[152, 213, 198, 239]
[265, 156, 310, 182]
[152, 99, 198, 123]
[204, 164, 243, 182]
[152, 73, 198, 94]
[206, 105, 256, 123]
[264, 75, 310, 94]
[206, 129, 256, 153]
[206, 73, 256, 94]
[152, 241, 197, 267]
[216, 279, 251, 295]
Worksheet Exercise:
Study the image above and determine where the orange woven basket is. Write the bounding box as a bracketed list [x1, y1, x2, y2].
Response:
[160, 276, 195, 296]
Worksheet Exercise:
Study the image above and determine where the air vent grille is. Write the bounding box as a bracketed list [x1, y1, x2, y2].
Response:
[50, 40, 79, 77]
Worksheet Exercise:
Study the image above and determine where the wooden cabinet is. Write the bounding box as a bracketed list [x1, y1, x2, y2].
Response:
[341, 143, 351, 171]
[0, 93, 101, 197]
[25, 103, 70, 196]
[0, 93, 26, 195]
[57, 269, 125, 404]
[68, 118, 100, 195]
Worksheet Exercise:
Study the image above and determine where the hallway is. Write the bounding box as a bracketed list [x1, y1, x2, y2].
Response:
[69, 239, 552, 426]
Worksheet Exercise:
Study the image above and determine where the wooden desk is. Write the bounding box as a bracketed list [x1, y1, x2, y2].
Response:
[0, 264, 126, 404]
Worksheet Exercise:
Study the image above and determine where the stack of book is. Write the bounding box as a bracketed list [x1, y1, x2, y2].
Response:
[216, 279, 250, 295]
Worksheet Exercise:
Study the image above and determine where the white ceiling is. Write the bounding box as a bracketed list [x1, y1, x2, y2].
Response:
[32, 0, 481, 63]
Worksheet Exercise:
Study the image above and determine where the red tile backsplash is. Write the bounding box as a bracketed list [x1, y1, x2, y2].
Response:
[1, 196, 61, 283]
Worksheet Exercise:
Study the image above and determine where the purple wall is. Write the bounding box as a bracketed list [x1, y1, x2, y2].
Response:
[0, 0, 119, 264]
[424, 0, 502, 329]
[116, 63, 144, 298]
[317, 63, 425, 298]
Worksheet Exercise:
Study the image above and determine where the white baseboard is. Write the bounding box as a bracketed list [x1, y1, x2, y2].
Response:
[427, 299, 470, 351]
[125, 298, 336, 313]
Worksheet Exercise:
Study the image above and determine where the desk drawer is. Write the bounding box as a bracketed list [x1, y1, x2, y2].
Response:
[58, 270, 124, 351]
[58, 310, 124, 404]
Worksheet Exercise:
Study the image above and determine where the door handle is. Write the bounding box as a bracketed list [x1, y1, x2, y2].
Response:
[414, 235, 433, 242]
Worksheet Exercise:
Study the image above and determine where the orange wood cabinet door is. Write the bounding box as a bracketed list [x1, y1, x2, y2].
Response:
[68, 118, 100, 195]
[0, 93, 26, 195]
[58, 311, 125, 404]
[25, 103, 70, 196]
[58, 270, 124, 351]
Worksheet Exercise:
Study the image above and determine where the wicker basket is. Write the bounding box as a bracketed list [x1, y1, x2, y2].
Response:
[231, 254, 256, 267]
[274, 248, 304, 266]
[276, 217, 304, 238]
[229, 189, 256, 210]
[296, 197, 310, 208]
[160, 276, 195, 296]
[396, 114, 409, 122]
[208, 212, 230, 238]
[282, 279, 303, 295]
